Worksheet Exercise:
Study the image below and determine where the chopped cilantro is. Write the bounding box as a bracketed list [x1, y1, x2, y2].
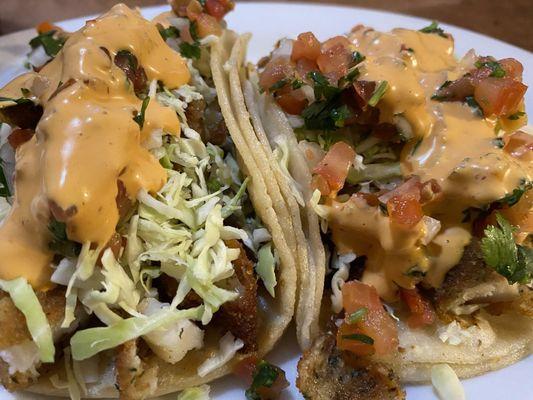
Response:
[189, 21, 200, 42]
[507, 111, 525, 120]
[338, 66, 360, 87]
[20, 88, 31, 97]
[29, 30, 65, 57]
[157, 25, 180, 41]
[494, 179, 531, 208]
[0, 96, 33, 105]
[419, 21, 447, 38]
[245, 360, 286, 400]
[352, 51, 366, 64]
[475, 58, 506, 78]
[307, 71, 340, 100]
[347, 307, 368, 324]
[179, 42, 201, 59]
[465, 96, 483, 117]
[133, 97, 150, 129]
[291, 79, 303, 89]
[368, 81, 388, 107]
[341, 333, 374, 344]
[481, 213, 532, 284]
[269, 78, 289, 92]
[331, 105, 352, 128]
[411, 138, 423, 156]
[404, 265, 427, 278]
[48, 219, 81, 258]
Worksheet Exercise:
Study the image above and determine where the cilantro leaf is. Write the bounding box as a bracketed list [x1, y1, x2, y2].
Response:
[368, 81, 388, 107]
[507, 111, 525, 121]
[419, 21, 447, 38]
[48, 219, 81, 258]
[29, 30, 65, 57]
[352, 51, 366, 64]
[341, 333, 375, 344]
[307, 71, 340, 100]
[157, 25, 180, 41]
[331, 105, 352, 128]
[245, 360, 286, 400]
[481, 213, 532, 284]
[475, 58, 506, 78]
[465, 95, 483, 117]
[179, 42, 201, 59]
[494, 179, 531, 208]
[347, 307, 368, 324]
[133, 97, 150, 129]
[0, 96, 33, 105]
[269, 78, 289, 92]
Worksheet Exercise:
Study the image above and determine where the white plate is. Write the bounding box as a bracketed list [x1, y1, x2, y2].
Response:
[0, 2, 531, 399]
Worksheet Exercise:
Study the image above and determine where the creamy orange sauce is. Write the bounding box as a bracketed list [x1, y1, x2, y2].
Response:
[0, 4, 189, 288]
[325, 27, 531, 299]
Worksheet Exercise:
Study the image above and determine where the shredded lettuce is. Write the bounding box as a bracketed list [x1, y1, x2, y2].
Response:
[177, 385, 211, 400]
[256, 243, 277, 297]
[70, 306, 203, 360]
[197, 332, 243, 377]
[0, 277, 55, 362]
[272, 137, 305, 206]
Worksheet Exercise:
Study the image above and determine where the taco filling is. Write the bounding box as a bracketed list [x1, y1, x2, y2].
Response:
[252, 21, 532, 398]
[0, 2, 292, 399]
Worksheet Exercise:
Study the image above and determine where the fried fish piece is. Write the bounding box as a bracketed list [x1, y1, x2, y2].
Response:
[297, 333, 405, 400]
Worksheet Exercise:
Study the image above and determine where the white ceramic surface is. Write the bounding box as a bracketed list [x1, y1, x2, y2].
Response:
[0, 2, 531, 399]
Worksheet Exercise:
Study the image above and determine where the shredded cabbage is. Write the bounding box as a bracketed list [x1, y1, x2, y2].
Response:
[0, 277, 55, 362]
[197, 332, 243, 377]
[177, 385, 211, 400]
[330, 253, 357, 313]
[70, 306, 203, 360]
[256, 243, 277, 297]
[64, 347, 81, 400]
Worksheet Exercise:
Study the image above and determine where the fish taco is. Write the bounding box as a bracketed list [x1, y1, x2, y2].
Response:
[233, 21, 533, 398]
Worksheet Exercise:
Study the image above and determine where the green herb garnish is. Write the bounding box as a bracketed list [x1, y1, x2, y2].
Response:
[475, 59, 506, 78]
[347, 307, 368, 324]
[330, 105, 352, 128]
[352, 51, 366, 64]
[368, 81, 388, 107]
[341, 333, 374, 345]
[494, 179, 532, 208]
[419, 21, 447, 38]
[269, 78, 289, 92]
[0, 162, 11, 198]
[465, 96, 483, 117]
[0, 96, 33, 105]
[133, 97, 150, 129]
[29, 30, 65, 57]
[307, 71, 340, 101]
[245, 360, 285, 400]
[481, 213, 532, 284]
[179, 42, 201, 59]
[507, 111, 525, 120]
[492, 137, 505, 148]
[158, 25, 180, 41]
[48, 219, 81, 258]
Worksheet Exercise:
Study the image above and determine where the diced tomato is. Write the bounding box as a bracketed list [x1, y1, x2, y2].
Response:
[312, 142, 355, 195]
[354, 192, 380, 207]
[352, 80, 376, 107]
[387, 194, 423, 229]
[259, 57, 294, 92]
[474, 77, 527, 117]
[233, 355, 258, 384]
[195, 13, 222, 37]
[399, 287, 436, 329]
[205, 0, 234, 20]
[499, 58, 524, 80]
[311, 174, 331, 196]
[337, 280, 399, 356]
[291, 32, 321, 62]
[295, 58, 319, 80]
[317, 36, 353, 83]
[255, 368, 289, 399]
[275, 88, 308, 115]
[503, 131, 533, 161]
[36, 21, 61, 34]
[8, 128, 34, 150]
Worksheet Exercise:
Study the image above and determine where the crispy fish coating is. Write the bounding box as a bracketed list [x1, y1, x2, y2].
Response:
[297, 333, 405, 400]
[115, 339, 159, 400]
[0, 288, 68, 391]
[434, 240, 519, 316]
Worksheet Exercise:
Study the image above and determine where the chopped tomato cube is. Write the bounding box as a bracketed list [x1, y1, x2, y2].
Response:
[474, 77, 527, 117]
[503, 130, 533, 161]
[259, 57, 294, 92]
[317, 36, 353, 83]
[205, 0, 234, 20]
[312, 142, 356, 195]
[295, 58, 319, 81]
[291, 32, 321, 62]
[233, 355, 258, 384]
[387, 194, 423, 229]
[195, 13, 222, 37]
[337, 280, 399, 356]
[399, 287, 436, 329]
[275, 88, 308, 115]
[499, 58, 524, 80]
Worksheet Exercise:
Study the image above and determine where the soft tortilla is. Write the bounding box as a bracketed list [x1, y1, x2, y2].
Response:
[27, 31, 297, 398]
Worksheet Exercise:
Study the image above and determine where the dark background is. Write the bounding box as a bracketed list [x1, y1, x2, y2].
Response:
[1, 0, 531, 51]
